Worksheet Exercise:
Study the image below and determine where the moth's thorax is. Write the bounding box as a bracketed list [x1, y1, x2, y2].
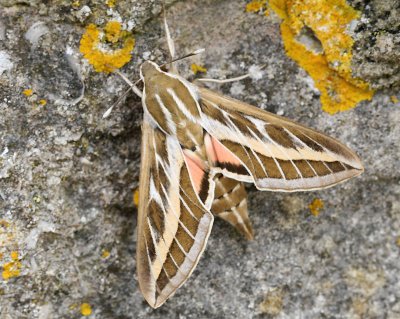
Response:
[140, 61, 204, 150]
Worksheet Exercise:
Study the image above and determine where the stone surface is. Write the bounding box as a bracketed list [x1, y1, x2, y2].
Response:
[0, 0, 399, 318]
[351, 0, 400, 89]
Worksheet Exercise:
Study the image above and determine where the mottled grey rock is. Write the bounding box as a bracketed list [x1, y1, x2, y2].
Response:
[0, 0, 399, 318]
[350, 0, 400, 89]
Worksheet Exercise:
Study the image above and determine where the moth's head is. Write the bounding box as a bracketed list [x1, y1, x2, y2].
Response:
[140, 61, 162, 83]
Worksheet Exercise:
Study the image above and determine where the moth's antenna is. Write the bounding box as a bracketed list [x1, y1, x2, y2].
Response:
[162, 2, 179, 74]
[103, 86, 131, 118]
[161, 48, 205, 67]
[114, 70, 143, 97]
[163, 3, 175, 60]
[103, 72, 142, 118]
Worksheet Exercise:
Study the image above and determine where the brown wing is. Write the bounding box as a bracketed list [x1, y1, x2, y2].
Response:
[199, 87, 363, 192]
[136, 116, 213, 308]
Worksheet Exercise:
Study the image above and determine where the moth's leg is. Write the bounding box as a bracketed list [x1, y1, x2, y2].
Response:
[193, 65, 265, 85]
[163, 5, 179, 74]
[194, 73, 251, 85]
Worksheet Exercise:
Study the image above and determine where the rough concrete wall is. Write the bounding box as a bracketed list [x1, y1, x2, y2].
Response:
[0, 0, 399, 318]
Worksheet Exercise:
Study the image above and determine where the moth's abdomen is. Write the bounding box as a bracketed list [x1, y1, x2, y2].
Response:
[211, 174, 253, 240]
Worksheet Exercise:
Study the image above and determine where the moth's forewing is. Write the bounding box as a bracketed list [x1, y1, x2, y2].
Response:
[137, 67, 214, 308]
[199, 87, 363, 192]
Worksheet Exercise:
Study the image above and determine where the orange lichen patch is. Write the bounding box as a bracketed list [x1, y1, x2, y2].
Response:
[309, 198, 324, 216]
[191, 63, 207, 75]
[39, 99, 47, 106]
[104, 21, 121, 43]
[133, 188, 139, 207]
[101, 249, 110, 259]
[0, 221, 20, 278]
[79, 21, 135, 73]
[268, 0, 374, 114]
[246, 0, 268, 13]
[23, 89, 33, 96]
[269, 0, 287, 19]
[2, 251, 22, 280]
[106, 0, 116, 8]
[390, 96, 399, 104]
[80, 303, 92, 316]
[10, 251, 18, 260]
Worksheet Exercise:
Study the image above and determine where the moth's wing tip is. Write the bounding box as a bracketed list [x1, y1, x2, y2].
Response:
[150, 298, 167, 309]
[355, 162, 364, 174]
[347, 153, 364, 173]
[140, 212, 214, 309]
[244, 230, 254, 241]
[140, 289, 167, 309]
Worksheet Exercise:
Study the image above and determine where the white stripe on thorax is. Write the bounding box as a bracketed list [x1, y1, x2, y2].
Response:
[155, 94, 176, 135]
[167, 88, 199, 123]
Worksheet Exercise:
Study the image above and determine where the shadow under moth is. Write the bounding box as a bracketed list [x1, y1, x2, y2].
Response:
[109, 13, 364, 309]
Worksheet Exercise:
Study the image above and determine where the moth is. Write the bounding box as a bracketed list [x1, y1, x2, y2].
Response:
[111, 14, 363, 309]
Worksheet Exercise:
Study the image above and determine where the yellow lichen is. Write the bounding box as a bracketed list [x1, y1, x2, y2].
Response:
[0, 220, 10, 228]
[39, 99, 47, 106]
[396, 237, 400, 247]
[101, 249, 110, 259]
[246, 0, 268, 13]
[0, 221, 21, 281]
[268, 0, 374, 114]
[269, 0, 287, 19]
[23, 89, 33, 96]
[72, 1, 80, 8]
[133, 189, 139, 207]
[309, 198, 324, 216]
[10, 251, 18, 260]
[79, 21, 135, 73]
[2, 251, 21, 280]
[104, 21, 122, 43]
[105, 0, 116, 8]
[191, 64, 207, 75]
[390, 96, 399, 104]
[80, 303, 92, 316]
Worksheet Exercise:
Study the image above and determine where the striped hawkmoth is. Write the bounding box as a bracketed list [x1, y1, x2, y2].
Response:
[112, 14, 363, 309]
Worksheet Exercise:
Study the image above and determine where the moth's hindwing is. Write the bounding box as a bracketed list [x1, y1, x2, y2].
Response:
[199, 87, 363, 192]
